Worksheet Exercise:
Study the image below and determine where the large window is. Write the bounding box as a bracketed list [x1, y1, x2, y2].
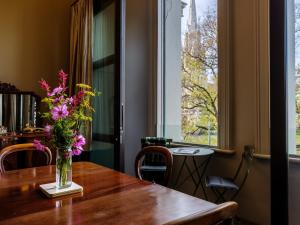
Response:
[160, 0, 219, 146]
[296, 0, 300, 155]
[91, 1, 116, 168]
[288, 0, 300, 155]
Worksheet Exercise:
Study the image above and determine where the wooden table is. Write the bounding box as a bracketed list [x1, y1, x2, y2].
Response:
[0, 162, 216, 225]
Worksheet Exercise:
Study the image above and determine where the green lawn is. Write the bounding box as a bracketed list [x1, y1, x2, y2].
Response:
[184, 129, 300, 149]
[297, 129, 300, 146]
[183, 134, 217, 146]
[290, 129, 300, 155]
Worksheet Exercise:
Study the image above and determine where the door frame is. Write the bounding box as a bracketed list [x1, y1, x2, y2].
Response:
[92, 0, 125, 172]
[114, 0, 125, 172]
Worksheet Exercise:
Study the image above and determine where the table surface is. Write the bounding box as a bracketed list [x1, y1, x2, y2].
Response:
[0, 162, 216, 225]
[170, 147, 214, 156]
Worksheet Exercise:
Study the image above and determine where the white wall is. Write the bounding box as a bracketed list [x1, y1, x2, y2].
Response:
[124, 0, 153, 175]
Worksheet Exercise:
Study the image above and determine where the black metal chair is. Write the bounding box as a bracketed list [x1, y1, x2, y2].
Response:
[205, 145, 254, 203]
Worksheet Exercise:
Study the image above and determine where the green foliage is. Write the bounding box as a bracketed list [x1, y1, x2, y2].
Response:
[76, 83, 92, 89]
[181, 9, 218, 145]
[52, 120, 75, 148]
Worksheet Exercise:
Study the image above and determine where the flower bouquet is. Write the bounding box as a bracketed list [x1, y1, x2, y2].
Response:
[34, 70, 96, 189]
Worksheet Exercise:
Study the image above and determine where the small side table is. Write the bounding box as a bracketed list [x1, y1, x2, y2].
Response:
[170, 147, 214, 200]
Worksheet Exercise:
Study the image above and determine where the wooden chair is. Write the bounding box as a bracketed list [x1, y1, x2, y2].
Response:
[164, 201, 238, 225]
[0, 143, 52, 173]
[135, 146, 173, 186]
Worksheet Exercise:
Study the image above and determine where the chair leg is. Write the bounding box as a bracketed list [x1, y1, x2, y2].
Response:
[230, 189, 240, 201]
[214, 188, 227, 203]
[211, 187, 219, 202]
[211, 187, 227, 203]
[222, 218, 234, 225]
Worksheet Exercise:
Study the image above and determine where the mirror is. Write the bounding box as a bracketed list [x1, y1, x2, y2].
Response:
[0, 83, 40, 132]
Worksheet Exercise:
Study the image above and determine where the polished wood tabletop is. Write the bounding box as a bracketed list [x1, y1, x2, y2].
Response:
[0, 162, 216, 225]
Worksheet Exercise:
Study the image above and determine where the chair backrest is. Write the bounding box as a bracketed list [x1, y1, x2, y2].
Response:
[164, 201, 238, 225]
[135, 146, 173, 186]
[232, 145, 254, 191]
[141, 137, 172, 166]
[0, 143, 52, 173]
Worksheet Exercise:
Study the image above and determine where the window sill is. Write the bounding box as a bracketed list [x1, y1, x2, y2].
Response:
[211, 148, 236, 155]
[169, 142, 216, 148]
[253, 153, 271, 160]
[289, 156, 300, 164]
[253, 153, 300, 164]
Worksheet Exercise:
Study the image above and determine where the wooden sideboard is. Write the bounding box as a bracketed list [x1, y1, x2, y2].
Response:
[0, 132, 46, 147]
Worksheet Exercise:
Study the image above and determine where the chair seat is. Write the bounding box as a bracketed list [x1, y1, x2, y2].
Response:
[140, 165, 167, 172]
[206, 176, 239, 190]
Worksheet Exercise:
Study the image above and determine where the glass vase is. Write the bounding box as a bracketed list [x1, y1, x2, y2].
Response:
[56, 148, 72, 189]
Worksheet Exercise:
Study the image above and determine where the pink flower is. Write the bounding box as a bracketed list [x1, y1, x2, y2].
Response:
[77, 91, 85, 98]
[73, 134, 86, 147]
[51, 104, 69, 120]
[58, 70, 68, 87]
[66, 97, 74, 104]
[39, 79, 50, 91]
[54, 96, 63, 103]
[72, 146, 83, 156]
[71, 135, 85, 156]
[44, 124, 52, 134]
[63, 152, 71, 159]
[33, 139, 45, 151]
[72, 91, 85, 106]
[47, 86, 64, 97]
[58, 70, 68, 80]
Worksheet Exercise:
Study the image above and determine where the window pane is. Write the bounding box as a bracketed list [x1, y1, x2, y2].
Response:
[295, 0, 300, 155]
[288, 0, 299, 155]
[91, 2, 116, 168]
[164, 0, 218, 146]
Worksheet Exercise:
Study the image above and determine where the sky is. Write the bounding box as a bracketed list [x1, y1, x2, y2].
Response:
[181, 0, 217, 38]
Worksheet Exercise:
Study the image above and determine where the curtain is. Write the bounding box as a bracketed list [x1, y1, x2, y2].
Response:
[69, 0, 93, 150]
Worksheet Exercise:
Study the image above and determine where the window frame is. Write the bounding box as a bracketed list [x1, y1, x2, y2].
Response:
[156, 0, 232, 149]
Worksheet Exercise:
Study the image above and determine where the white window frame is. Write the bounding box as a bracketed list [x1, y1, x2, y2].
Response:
[155, 0, 233, 149]
[286, 0, 297, 156]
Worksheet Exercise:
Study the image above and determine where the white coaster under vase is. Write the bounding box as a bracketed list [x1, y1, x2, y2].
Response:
[39, 182, 83, 198]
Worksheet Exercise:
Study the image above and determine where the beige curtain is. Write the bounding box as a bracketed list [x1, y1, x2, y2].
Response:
[69, 0, 93, 150]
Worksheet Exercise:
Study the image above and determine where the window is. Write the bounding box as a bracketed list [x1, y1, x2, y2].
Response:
[288, 0, 300, 155]
[273, 0, 300, 156]
[158, 0, 230, 147]
[91, 1, 116, 168]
